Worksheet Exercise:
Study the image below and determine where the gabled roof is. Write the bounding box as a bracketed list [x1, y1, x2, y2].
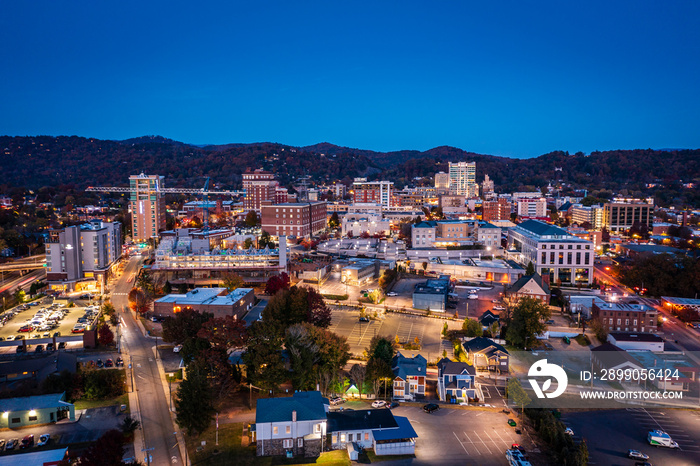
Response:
[414, 221, 438, 229]
[437, 359, 476, 377]
[591, 343, 644, 369]
[328, 409, 398, 432]
[463, 337, 509, 356]
[256, 391, 328, 424]
[558, 201, 573, 211]
[508, 273, 550, 296]
[479, 310, 500, 325]
[392, 352, 427, 380]
[372, 416, 418, 441]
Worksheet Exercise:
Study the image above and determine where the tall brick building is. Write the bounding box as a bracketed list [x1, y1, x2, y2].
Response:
[243, 169, 277, 212]
[482, 198, 510, 222]
[261, 202, 327, 237]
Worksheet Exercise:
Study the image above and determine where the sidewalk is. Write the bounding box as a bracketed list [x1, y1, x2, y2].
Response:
[153, 344, 190, 465]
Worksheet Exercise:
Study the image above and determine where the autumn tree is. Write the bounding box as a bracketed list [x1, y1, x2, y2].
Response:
[264, 272, 290, 295]
[349, 363, 367, 399]
[127, 288, 152, 315]
[221, 272, 244, 292]
[462, 318, 483, 337]
[98, 324, 115, 346]
[245, 210, 259, 227]
[162, 309, 213, 344]
[79, 429, 128, 466]
[197, 315, 247, 352]
[262, 285, 331, 329]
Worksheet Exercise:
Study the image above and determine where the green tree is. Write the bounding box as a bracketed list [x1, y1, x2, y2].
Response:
[525, 261, 536, 276]
[368, 289, 383, 304]
[163, 280, 172, 295]
[162, 309, 214, 344]
[349, 363, 367, 399]
[506, 297, 551, 349]
[507, 377, 531, 414]
[329, 212, 340, 229]
[245, 210, 259, 227]
[221, 272, 244, 292]
[242, 319, 287, 392]
[136, 270, 155, 296]
[175, 360, 215, 436]
[259, 230, 275, 248]
[262, 285, 331, 329]
[243, 238, 254, 249]
[14, 289, 25, 304]
[462, 318, 483, 337]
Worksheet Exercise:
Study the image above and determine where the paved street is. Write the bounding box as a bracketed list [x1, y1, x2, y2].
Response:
[112, 256, 183, 466]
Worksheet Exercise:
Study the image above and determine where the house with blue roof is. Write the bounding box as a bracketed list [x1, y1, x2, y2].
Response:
[328, 409, 418, 456]
[391, 352, 427, 401]
[437, 358, 476, 403]
[254, 391, 329, 458]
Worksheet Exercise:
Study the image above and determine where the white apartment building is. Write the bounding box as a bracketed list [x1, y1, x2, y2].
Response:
[129, 174, 166, 242]
[448, 162, 478, 198]
[477, 222, 501, 248]
[507, 219, 593, 285]
[570, 204, 604, 229]
[46, 220, 123, 292]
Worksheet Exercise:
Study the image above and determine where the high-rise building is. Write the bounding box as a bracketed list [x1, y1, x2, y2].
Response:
[481, 174, 495, 200]
[242, 169, 277, 212]
[516, 197, 548, 219]
[602, 199, 654, 233]
[482, 198, 510, 222]
[352, 178, 394, 208]
[570, 204, 604, 230]
[435, 172, 450, 195]
[130, 174, 166, 242]
[448, 162, 478, 197]
[46, 220, 123, 292]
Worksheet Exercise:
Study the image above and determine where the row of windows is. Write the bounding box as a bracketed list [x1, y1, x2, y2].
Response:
[604, 317, 654, 326]
[333, 432, 371, 443]
[540, 251, 591, 265]
[542, 244, 590, 250]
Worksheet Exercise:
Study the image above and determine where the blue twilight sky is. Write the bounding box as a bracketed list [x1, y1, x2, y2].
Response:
[1, 1, 699, 158]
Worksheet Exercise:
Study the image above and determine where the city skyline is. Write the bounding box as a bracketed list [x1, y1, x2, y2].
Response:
[1, 1, 700, 158]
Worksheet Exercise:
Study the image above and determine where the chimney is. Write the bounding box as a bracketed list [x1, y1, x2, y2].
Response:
[292, 410, 297, 422]
[541, 273, 550, 287]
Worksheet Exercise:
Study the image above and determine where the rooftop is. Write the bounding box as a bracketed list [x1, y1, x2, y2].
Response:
[155, 287, 253, 306]
[328, 409, 398, 432]
[437, 358, 476, 376]
[372, 416, 418, 441]
[256, 391, 328, 424]
[594, 302, 652, 313]
[515, 219, 590, 243]
[608, 332, 664, 343]
[0, 392, 71, 412]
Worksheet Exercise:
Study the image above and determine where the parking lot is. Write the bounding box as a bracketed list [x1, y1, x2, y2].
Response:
[562, 408, 700, 466]
[0, 299, 99, 351]
[328, 306, 461, 360]
[400, 405, 530, 465]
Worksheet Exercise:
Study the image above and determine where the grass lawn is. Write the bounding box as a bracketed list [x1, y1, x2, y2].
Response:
[365, 450, 415, 463]
[574, 334, 591, 346]
[74, 393, 129, 410]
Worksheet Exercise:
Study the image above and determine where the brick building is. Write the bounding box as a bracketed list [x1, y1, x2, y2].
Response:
[261, 202, 327, 237]
[352, 178, 395, 208]
[592, 302, 658, 334]
[153, 287, 255, 319]
[243, 169, 277, 212]
[482, 198, 510, 222]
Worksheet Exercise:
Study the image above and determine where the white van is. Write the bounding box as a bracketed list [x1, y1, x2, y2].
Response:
[648, 430, 679, 448]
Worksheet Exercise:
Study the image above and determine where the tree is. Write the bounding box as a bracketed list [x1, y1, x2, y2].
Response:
[14, 289, 25, 304]
[262, 285, 331, 329]
[367, 357, 392, 398]
[163, 280, 172, 295]
[507, 377, 531, 414]
[243, 238, 254, 249]
[422, 262, 428, 273]
[245, 210, 259, 227]
[601, 227, 610, 243]
[349, 363, 367, 399]
[525, 261, 536, 276]
[329, 212, 340, 229]
[378, 269, 397, 290]
[222, 272, 244, 292]
[162, 309, 214, 344]
[264, 272, 290, 295]
[506, 297, 551, 349]
[368, 289, 383, 304]
[175, 359, 215, 436]
[136, 270, 155, 296]
[98, 324, 115, 346]
[589, 317, 608, 343]
[462, 318, 483, 337]
[197, 315, 247, 352]
[259, 230, 275, 248]
[79, 429, 128, 466]
[120, 416, 140, 436]
[127, 288, 152, 315]
[242, 320, 286, 392]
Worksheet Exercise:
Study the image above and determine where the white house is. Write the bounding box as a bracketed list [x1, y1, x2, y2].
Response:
[328, 409, 418, 456]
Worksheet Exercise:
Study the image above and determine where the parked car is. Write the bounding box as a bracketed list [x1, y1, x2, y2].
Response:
[563, 336, 571, 344]
[116, 356, 124, 367]
[544, 343, 554, 350]
[35, 344, 44, 353]
[423, 403, 440, 413]
[0, 439, 5, 450]
[508, 419, 517, 427]
[96, 359, 104, 368]
[6, 335, 15, 341]
[37, 434, 50, 446]
[54, 332, 61, 337]
[16, 346, 26, 353]
[372, 400, 386, 408]
[388, 402, 400, 409]
[387, 292, 398, 297]
[46, 342, 55, 351]
[564, 427, 574, 436]
[58, 342, 66, 349]
[359, 316, 370, 322]
[173, 345, 183, 353]
[628, 450, 649, 460]
[19, 434, 34, 449]
[105, 359, 114, 368]
[330, 396, 345, 405]
[5, 438, 18, 450]
[18, 325, 33, 332]
[468, 294, 478, 300]
[546, 320, 555, 325]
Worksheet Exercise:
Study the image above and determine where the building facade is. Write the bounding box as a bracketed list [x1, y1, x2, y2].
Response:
[130, 174, 166, 242]
[391, 353, 427, 401]
[153, 287, 255, 319]
[434, 171, 450, 195]
[481, 174, 495, 199]
[46, 220, 122, 292]
[482, 198, 510, 223]
[570, 204, 604, 229]
[592, 302, 658, 334]
[436, 359, 476, 402]
[0, 393, 75, 428]
[602, 199, 654, 233]
[243, 169, 277, 212]
[507, 219, 594, 285]
[516, 197, 547, 219]
[260, 202, 327, 237]
[352, 178, 394, 208]
[448, 162, 477, 197]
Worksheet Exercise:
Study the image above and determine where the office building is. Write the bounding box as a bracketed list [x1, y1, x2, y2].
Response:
[507, 219, 593, 285]
[448, 162, 478, 197]
[516, 197, 547, 219]
[261, 202, 327, 237]
[602, 199, 654, 233]
[243, 169, 278, 212]
[153, 287, 255, 320]
[570, 204, 604, 229]
[129, 174, 166, 242]
[46, 220, 123, 292]
[435, 171, 450, 195]
[352, 178, 394, 208]
[481, 174, 495, 200]
[592, 302, 658, 334]
[482, 198, 510, 222]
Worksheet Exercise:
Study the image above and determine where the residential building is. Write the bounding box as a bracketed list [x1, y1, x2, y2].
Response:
[506, 273, 550, 305]
[602, 199, 654, 233]
[591, 342, 644, 373]
[462, 337, 509, 373]
[0, 393, 75, 428]
[507, 219, 594, 285]
[477, 221, 501, 248]
[243, 169, 277, 212]
[482, 198, 510, 223]
[478, 310, 500, 329]
[391, 353, 427, 401]
[46, 220, 122, 293]
[153, 287, 255, 320]
[435, 171, 450, 195]
[413, 276, 450, 312]
[341, 211, 390, 237]
[481, 174, 495, 200]
[515, 194, 547, 219]
[607, 333, 664, 351]
[436, 358, 476, 402]
[439, 195, 465, 209]
[260, 202, 327, 237]
[254, 391, 328, 458]
[448, 162, 478, 197]
[352, 178, 394, 208]
[570, 204, 604, 229]
[328, 409, 417, 456]
[318, 183, 347, 199]
[592, 302, 658, 334]
[129, 174, 166, 242]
